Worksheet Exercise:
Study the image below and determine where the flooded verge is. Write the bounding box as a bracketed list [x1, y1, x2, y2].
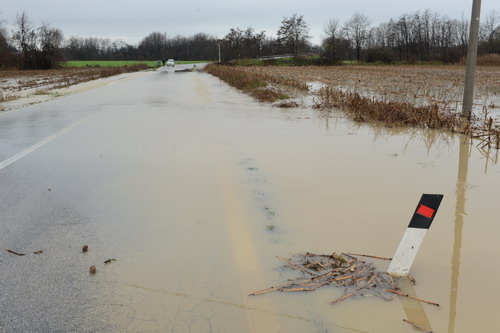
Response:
[1, 67, 499, 332]
[206, 64, 500, 149]
[0, 66, 151, 112]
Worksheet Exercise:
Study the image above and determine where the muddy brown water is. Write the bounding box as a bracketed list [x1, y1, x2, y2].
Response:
[1, 67, 499, 332]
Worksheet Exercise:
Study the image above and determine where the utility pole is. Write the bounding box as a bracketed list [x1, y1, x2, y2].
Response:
[461, 0, 482, 118]
[217, 40, 222, 63]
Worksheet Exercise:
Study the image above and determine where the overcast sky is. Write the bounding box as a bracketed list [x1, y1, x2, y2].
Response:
[1, 0, 498, 45]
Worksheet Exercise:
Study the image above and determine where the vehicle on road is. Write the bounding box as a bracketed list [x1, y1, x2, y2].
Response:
[167, 59, 175, 67]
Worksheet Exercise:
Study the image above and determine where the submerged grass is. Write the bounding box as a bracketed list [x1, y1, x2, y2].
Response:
[205, 64, 306, 102]
[313, 86, 499, 148]
[313, 86, 461, 130]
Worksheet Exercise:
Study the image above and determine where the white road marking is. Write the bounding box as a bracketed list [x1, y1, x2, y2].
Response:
[0, 113, 95, 170]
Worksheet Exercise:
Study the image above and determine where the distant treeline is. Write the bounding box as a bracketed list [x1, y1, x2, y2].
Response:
[325, 9, 500, 63]
[1, 9, 499, 69]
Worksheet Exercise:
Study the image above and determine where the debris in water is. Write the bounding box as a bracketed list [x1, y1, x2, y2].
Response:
[175, 68, 195, 73]
[385, 288, 439, 307]
[5, 249, 26, 256]
[276, 101, 299, 108]
[104, 259, 117, 264]
[89, 266, 96, 274]
[82, 245, 88, 253]
[33, 250, 43, 255]
[403, 319, 432, 332]
[346, 252, 392, 261]
[249, 252, 438, 306]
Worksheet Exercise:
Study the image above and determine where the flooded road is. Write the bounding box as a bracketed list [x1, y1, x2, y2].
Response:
[0, 64, 499, 332]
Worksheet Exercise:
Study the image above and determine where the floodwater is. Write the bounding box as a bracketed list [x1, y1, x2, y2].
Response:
[332, 82, 500, 118]
[0, 64, 499, 332]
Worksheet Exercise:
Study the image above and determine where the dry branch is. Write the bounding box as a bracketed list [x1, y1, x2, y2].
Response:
[385, 289, 440, 307]
[331, 293, 355, 304]
[403, 319, 432, 332]
[346, 252, 393, 261]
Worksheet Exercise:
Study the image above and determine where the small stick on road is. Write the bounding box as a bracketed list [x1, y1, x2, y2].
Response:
[5, 249, 25, 256]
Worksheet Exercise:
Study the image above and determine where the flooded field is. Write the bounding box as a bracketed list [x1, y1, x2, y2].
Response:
[234, 65, 500, 118]
[0, 66, 149, 111]
[0, 66, 499, 332]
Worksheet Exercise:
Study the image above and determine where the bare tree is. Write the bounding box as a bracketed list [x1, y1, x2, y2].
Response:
[277, 14, 311, 57]
[13, 11, 36, 57]
[481, 10, 500, 53]
[138, 32, 168, 59]
[38, 23, 64, 68]
[345, 13, 371, 62]
[11, 12, 63, 68]
[458, 13, 469, 52]
[323, 18, 341, 59]
[0, 20, 9, 53]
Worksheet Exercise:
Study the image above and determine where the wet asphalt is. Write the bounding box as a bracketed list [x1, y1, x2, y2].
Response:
[0, 65, 215, 332]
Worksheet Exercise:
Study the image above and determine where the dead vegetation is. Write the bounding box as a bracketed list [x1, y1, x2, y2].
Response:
[250, 252, 439, 307]
[313, 86, 461, 129]
[467, 106, 500, 149]
[460, 53, 500, 66]
[205, 64, 307, 102]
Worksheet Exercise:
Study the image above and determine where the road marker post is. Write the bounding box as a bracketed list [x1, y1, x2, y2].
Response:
[387, 194, 444, 277]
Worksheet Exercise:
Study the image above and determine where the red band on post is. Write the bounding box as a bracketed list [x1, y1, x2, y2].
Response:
[416, 204, 434, 218]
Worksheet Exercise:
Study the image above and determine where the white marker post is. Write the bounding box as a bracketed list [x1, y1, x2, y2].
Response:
[387, 194, 443, 277]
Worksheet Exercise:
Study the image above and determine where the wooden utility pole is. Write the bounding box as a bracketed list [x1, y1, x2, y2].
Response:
[461, 0, 482, 118]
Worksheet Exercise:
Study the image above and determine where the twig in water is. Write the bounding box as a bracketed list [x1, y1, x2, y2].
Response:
[331, 293, 355, 304]
[313, 259, 327, 270]
[403, 319, 432, 332]
[385, 289, 440, 307]
[277, 256, 318, 275]
[346, 253, 392, 261]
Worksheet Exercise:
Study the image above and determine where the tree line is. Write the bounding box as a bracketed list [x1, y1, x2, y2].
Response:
[324, 9, 500, 63]
[0, 9, 499, 69]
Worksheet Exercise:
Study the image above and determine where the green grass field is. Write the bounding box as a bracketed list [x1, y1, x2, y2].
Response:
[62, 60, 209, 68]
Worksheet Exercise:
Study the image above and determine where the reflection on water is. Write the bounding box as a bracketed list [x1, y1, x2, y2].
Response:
[397, 277, 433, 332]
[448, 138, 469, 333]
